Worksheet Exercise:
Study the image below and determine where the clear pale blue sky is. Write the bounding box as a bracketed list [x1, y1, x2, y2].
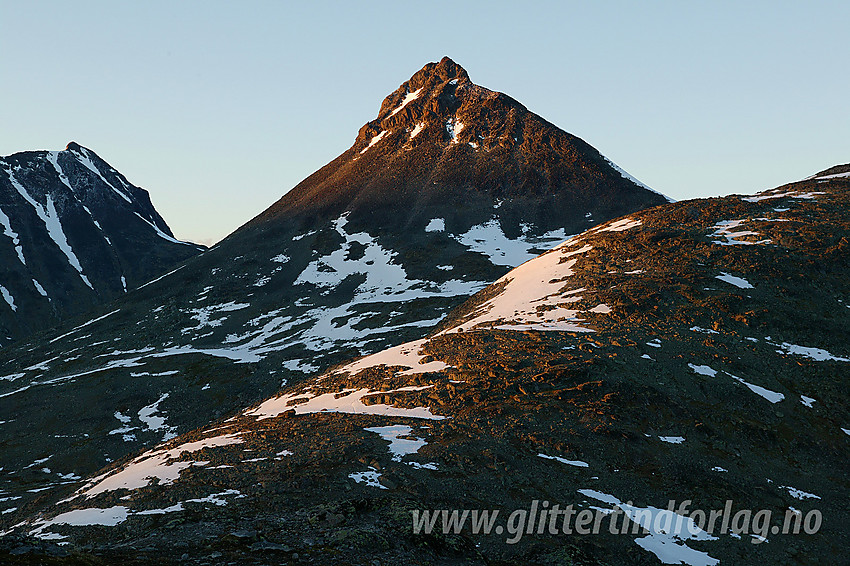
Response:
[2, 1, 848, 245]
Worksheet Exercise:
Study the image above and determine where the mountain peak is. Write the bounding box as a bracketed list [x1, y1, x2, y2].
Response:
[414, 56, 470, 84]
[357, 57, 525, 152]
[258, 56, 669, 232]
[0, 143, 201, 342]
[364, 57, 475, 138]
[64, 141, 101, 162]
[350, 58, 644, 193]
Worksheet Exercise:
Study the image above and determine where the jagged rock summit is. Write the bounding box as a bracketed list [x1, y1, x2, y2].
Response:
[361, 55, 579, 160]
[255, 56, 668, 226]
[0, 143, 202, 342]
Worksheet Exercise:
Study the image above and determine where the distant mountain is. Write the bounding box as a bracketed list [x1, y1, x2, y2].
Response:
[0, 58, 668, 522]
[8, 167, 847, 565]
[0, 142, 202, 342]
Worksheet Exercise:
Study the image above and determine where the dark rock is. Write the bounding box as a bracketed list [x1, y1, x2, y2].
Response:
[0, 144, 202, 343]
[250, 541, 289, 552]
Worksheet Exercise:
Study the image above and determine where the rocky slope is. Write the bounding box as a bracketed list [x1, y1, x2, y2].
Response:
[3, 167, 848, 564]
[0, 57, 668, 518]
[0, 142, 202, 342]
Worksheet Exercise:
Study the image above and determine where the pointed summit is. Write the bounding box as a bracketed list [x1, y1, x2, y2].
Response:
[414, 56, 470, 83]
[258, 57, 669, 225]
[361, 56, 506, 150]
[367, 56, 474, 130]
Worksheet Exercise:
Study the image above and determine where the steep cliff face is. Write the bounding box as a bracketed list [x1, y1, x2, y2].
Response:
[0, 142, 201, 342]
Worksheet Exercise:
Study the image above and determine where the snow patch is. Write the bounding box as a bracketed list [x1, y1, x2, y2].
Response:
[445, 119, 463, 143]
[336, 339, 450, 377]
[246, 385, 445, 421]
[45, 151, 75, 192]
[715, 272, 753, 289]
[782, 486, 820, 500]
[690, 326, 719, 335]
[816, 171, 850, 180]
[71, 147, 134, 203]
[602, 156, 672, 201]
[742, 190, 825, 203]
[31, 506, 129, 537]
[138, 394, 177, 441]
[150, 345, 261, 364]
[688, 364, 717, 377]
[710, 219, 771, 246]
[137, 265, 185, 291]
[0, 204, 26, 265]
[5, 168, 93, 289]
[598, 218, 642, 232]
[538, 453, 589, 467]
[291, 230, 316, 242]
[364, 424, 433, 468]
[727, 373, 784, 403]
[183, 301, 250, 333]
[579, 489, 718, 566]
[445, 241, 597, 333]
[360, 131, 387, 154]
[777, 342, 849, 362]
[425, 218, 445, 232]
[453, 217, 571, 267]
[49, 309, 120, 343]
[0, 286, 17, 312]
[133, 212, 197, 247]
[349, 470, 386, 489]
[389, 88, 421, 117]
[184, 489, 243, 507]
[76, 433, 244, 498]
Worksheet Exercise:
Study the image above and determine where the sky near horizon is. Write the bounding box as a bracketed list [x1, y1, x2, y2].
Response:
[2, 1, 848, 245]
